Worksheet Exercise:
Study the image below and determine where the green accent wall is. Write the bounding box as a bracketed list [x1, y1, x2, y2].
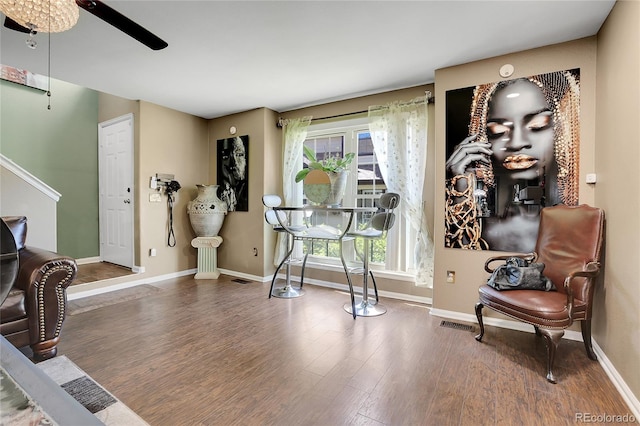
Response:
[0, 78, 100, 258]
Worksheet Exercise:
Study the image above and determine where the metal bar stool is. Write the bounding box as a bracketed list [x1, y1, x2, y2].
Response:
[344, 192, 400, 317]
[263, 195, 308, 298]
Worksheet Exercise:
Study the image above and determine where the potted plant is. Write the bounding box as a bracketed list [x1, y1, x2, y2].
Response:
[295, 145, 355, 183]
[295, 146, 355, 206]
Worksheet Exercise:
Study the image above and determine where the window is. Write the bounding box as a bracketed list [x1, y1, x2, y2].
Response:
[291, 118, 410, 278]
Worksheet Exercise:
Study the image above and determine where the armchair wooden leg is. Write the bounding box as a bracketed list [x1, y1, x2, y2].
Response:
[474, 302, 485, 341]
[581, 319, 597, 361]
[538, 328, 564, 383]
[31, 339, 59, 362]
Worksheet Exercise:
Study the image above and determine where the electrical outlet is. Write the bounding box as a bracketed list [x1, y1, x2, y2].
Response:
[446, 271, 455, 283]
[149, 248, 157, 257]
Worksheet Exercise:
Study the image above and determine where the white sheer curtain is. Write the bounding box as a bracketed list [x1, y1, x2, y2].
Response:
[368, 96, 434, 288]
[274, 116, 312, 265]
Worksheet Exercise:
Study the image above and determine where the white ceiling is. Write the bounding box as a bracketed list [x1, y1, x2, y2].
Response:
[0, 1, 616, 119]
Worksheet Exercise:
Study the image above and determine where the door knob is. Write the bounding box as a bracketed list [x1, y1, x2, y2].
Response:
[124, 199, 131, 204]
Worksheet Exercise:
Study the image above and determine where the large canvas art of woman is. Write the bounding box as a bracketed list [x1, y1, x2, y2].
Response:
[445, 69, 580, 252]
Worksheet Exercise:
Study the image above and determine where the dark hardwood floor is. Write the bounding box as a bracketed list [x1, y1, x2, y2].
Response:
[55, 274, 633, 425]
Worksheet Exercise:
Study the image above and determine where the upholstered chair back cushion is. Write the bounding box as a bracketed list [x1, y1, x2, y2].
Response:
[534, 205, 604, 302]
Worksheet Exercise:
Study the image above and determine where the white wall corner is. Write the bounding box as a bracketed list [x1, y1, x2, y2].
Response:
[0, 154, 61, 201]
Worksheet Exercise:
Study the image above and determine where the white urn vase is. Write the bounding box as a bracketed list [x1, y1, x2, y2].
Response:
[187, 184, 227, 237]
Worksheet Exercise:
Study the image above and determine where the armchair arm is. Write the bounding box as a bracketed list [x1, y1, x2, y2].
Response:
[13, 246, 77, 348]
[563, 261, 601, 318]
[484, 252, 537, 273]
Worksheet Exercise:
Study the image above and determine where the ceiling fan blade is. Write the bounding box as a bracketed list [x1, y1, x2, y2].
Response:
[76, 0, 168, 50]
[3, 16, 31, 33]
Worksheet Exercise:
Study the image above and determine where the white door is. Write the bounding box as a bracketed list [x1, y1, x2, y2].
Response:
[98, 114, 134, 268]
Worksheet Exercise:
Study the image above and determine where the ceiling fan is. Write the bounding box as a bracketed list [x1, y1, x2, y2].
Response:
[2, 0, 168, 50]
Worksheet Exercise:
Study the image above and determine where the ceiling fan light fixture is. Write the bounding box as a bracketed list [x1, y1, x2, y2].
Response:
[0, 0, 79, 33]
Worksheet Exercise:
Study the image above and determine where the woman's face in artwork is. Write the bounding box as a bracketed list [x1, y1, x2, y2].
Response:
[231, 138, 246, 181]
[486, 79, 555, 181]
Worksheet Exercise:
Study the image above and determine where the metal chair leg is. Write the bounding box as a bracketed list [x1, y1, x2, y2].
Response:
[269, 244, 292, 298]
[339, 249, 356, 319]
[345, 237, 386, 317]
[269, 236, 304, 299]
[369, 270, 379, 303]
[299, 252, 309, 289]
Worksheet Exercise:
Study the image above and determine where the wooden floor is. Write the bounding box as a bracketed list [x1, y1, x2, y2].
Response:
[55, 274, 632, 425]
[74, 262, 134, 285]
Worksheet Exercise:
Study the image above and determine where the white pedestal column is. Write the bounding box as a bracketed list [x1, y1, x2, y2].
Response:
[191, 236, 223, 279]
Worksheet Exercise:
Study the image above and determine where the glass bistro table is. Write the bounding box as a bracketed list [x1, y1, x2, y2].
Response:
[271, 205, 378, 319]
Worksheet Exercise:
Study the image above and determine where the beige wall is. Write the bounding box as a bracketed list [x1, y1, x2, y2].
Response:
[204, 87, 437, 292]
[433, 0, 639, 404]
[137, 102, 210, 275]
[98, 94, 209, 275]
[99, 84, 436, 298]
[208, 108, 282, 278]
[98, 93, 139, 124]
[594, 0, 640, 401]
[93, 3, 638, 403]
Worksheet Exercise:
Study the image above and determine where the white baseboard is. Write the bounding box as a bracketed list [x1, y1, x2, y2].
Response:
[272, 273, 433, 305]
[215, 269, 433, 305]
[430, 308, 639, 420]
[592, 340, 640, 420]
[75, 256, 101, 265]
[217, 268, 269, 283]
[68, 269, 196, 300]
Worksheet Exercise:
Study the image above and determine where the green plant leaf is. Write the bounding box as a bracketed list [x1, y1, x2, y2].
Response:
[308, 161, 324, 170]
[295, 168, 311, 183]
[343, 152, 355, 164]
[303, 145, 317, 162]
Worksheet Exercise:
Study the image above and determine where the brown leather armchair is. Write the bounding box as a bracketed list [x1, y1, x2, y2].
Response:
[0, 216, 78, 361]
[474, 204, 605, 383]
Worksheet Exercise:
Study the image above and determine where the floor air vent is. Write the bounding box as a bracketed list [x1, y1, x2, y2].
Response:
[232, 278, 252, 284]
[440, 320, 474, 332]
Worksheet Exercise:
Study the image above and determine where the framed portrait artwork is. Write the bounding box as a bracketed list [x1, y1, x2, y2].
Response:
[217, 135, 249, 212]
[444, 69, 580, 252]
